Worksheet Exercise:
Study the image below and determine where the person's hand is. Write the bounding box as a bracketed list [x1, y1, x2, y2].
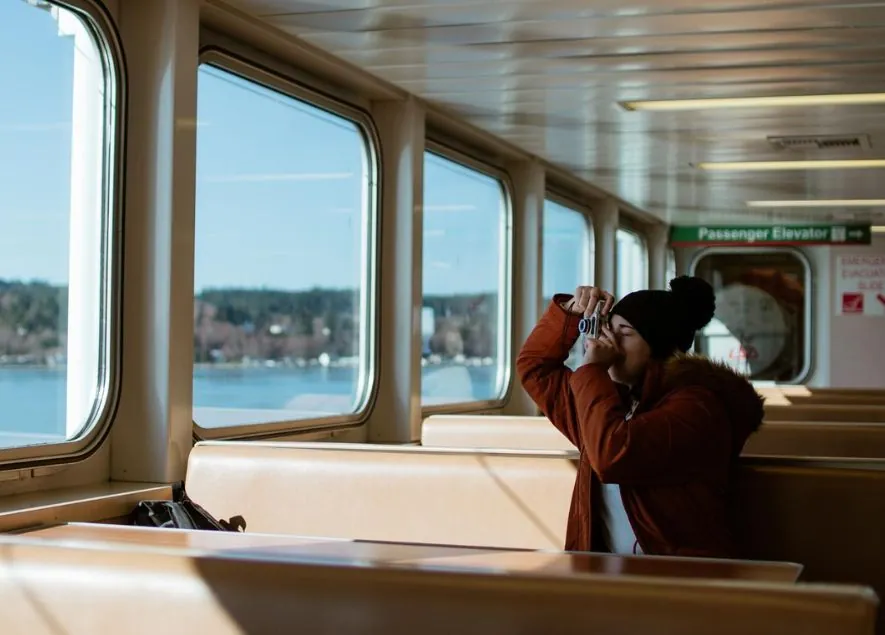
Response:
[581, 324, 622, 368]
[560, 285, 614, 318]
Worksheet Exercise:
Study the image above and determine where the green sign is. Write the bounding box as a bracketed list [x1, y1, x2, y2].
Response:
[670, 224, 871, 247]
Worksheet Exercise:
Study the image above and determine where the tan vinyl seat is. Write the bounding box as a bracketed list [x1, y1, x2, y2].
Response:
[184, 440, 885, 632]
[735, 458, 885, 590]
[422, 414, 578, 452]
[765, 404, 885, 423]
[422, 414, 885, 459]
[781, 395, 885, 407]
[185, 441, 577, 550]
[0, 535, 877, 635]
[757, 387, 885, 406]
[734, 457, 885, 633]
[743, 422, 885, 458]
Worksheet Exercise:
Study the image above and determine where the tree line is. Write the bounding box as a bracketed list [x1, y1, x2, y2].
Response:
[0, 280, 67, 362]
[0, 280, 498, 364]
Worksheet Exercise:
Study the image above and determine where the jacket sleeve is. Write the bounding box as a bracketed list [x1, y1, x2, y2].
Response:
[516, 294, 583, 449]
[568, 364, 729, 485]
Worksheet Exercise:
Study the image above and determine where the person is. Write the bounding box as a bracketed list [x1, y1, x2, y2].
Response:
[516, 276, 764, 558]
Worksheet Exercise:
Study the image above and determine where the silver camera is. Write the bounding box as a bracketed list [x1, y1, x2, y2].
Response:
[578, 303, 603, 340]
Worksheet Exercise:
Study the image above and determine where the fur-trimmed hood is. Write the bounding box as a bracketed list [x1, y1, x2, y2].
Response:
[655, 353, 765, 448]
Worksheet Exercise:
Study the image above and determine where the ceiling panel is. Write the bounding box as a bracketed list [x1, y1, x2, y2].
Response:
[220, 0, 885, 225]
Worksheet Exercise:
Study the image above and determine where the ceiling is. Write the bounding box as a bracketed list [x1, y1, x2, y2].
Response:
[220, 0, 885, 226]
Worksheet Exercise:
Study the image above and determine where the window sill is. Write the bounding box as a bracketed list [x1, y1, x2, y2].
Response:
[0, 481, 172, 533]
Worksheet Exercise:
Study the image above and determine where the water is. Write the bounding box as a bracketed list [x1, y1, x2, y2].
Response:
[0, 368, 68, 447]
[0, 364, 500, 447]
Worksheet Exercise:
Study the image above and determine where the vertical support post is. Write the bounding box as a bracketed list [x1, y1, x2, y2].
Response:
[111, 0, 199, 482]
[365, 99, 425, 442]
[595, 198, 619, 295]
[647, 223, 669, 289]
[502, 160, 544, 416]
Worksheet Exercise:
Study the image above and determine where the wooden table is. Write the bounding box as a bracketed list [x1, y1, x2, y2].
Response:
[25, 523, 803, 583]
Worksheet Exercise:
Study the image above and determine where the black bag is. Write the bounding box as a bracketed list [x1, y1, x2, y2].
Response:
[130, 481, 232, 531]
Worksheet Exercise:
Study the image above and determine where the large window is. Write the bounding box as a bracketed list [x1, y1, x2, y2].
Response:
[693, 250, 809, 382]
[543, 199, 594, 369]
[616, 228, 648, 300]
[542, 199, 594, 301]
[0, 1, 119, 454]
[193, 61, 377, 431]
[421, 151, 510, 406]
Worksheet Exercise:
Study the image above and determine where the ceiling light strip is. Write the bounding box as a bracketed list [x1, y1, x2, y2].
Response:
[694, 160, 885, 171]
[746, 200, 885, 208]
[622, 93, 885, 112]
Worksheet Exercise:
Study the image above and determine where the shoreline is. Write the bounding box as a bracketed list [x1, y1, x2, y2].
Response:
[0, 358, 498, 371]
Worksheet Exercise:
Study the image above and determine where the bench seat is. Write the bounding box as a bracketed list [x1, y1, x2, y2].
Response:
[422, 414, 885, 459]
[0, 534, 876, 635]
[184, 440, 885, 633]
[186, 442, 576, 550]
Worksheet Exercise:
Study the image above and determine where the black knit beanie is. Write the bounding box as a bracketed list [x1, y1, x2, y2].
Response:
[609, 276, 717, 359]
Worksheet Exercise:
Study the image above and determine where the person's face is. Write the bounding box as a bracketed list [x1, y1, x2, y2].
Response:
[607, 314, 652, 387]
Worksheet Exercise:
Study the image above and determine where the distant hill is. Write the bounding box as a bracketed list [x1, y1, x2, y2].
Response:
[0, 280, 498, 365]
[0, 280, 67, 364]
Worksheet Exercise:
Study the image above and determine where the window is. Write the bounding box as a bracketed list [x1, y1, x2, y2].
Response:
[422, 151, 510, 406]
[0, 1, 119, 453]
[543, 199, 594, 369]
[616, 228, 648, 300]
[193, 61, 377, 430]
[692, 250, 809, 382]
[542, 199, 594, 301]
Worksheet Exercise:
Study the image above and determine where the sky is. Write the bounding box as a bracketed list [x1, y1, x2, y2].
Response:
[0, 0, 630, 300]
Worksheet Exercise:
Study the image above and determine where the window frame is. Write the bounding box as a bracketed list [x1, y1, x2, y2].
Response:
[420, 140, 514, 415]
[0, 0, 126, 469]
[192, 48, 381, 440]
[542, 190, 595, 295]
[688, 246, 814, 385]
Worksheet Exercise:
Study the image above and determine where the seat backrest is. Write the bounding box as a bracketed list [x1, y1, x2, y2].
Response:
[422, 415, 577, 452]
[734, 456, 885, 633]
[765, 405, 885, 423]
[757, 387, 885, 407]
[788, 396, 885, 407]
[743, 422, 885, 459]
[422, 415, 885, 459]
[0, 535, 877, 635]
[185, 441, 576, 550]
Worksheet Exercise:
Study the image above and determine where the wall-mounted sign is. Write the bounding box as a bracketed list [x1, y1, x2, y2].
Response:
[836, 254, 885, 317]
[670, 224, 871, 247]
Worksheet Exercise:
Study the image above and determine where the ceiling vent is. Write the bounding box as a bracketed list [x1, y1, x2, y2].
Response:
[768, 134, 872, 152]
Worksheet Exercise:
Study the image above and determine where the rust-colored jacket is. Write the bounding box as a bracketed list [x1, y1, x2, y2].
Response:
[516, 296, 764, 557]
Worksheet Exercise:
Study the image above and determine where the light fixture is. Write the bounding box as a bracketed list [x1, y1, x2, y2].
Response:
[873, 226, 885, 233]
[693, 160, 885, 171]
[621, 93, 885, 111]
[746, 200, 885, 208]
